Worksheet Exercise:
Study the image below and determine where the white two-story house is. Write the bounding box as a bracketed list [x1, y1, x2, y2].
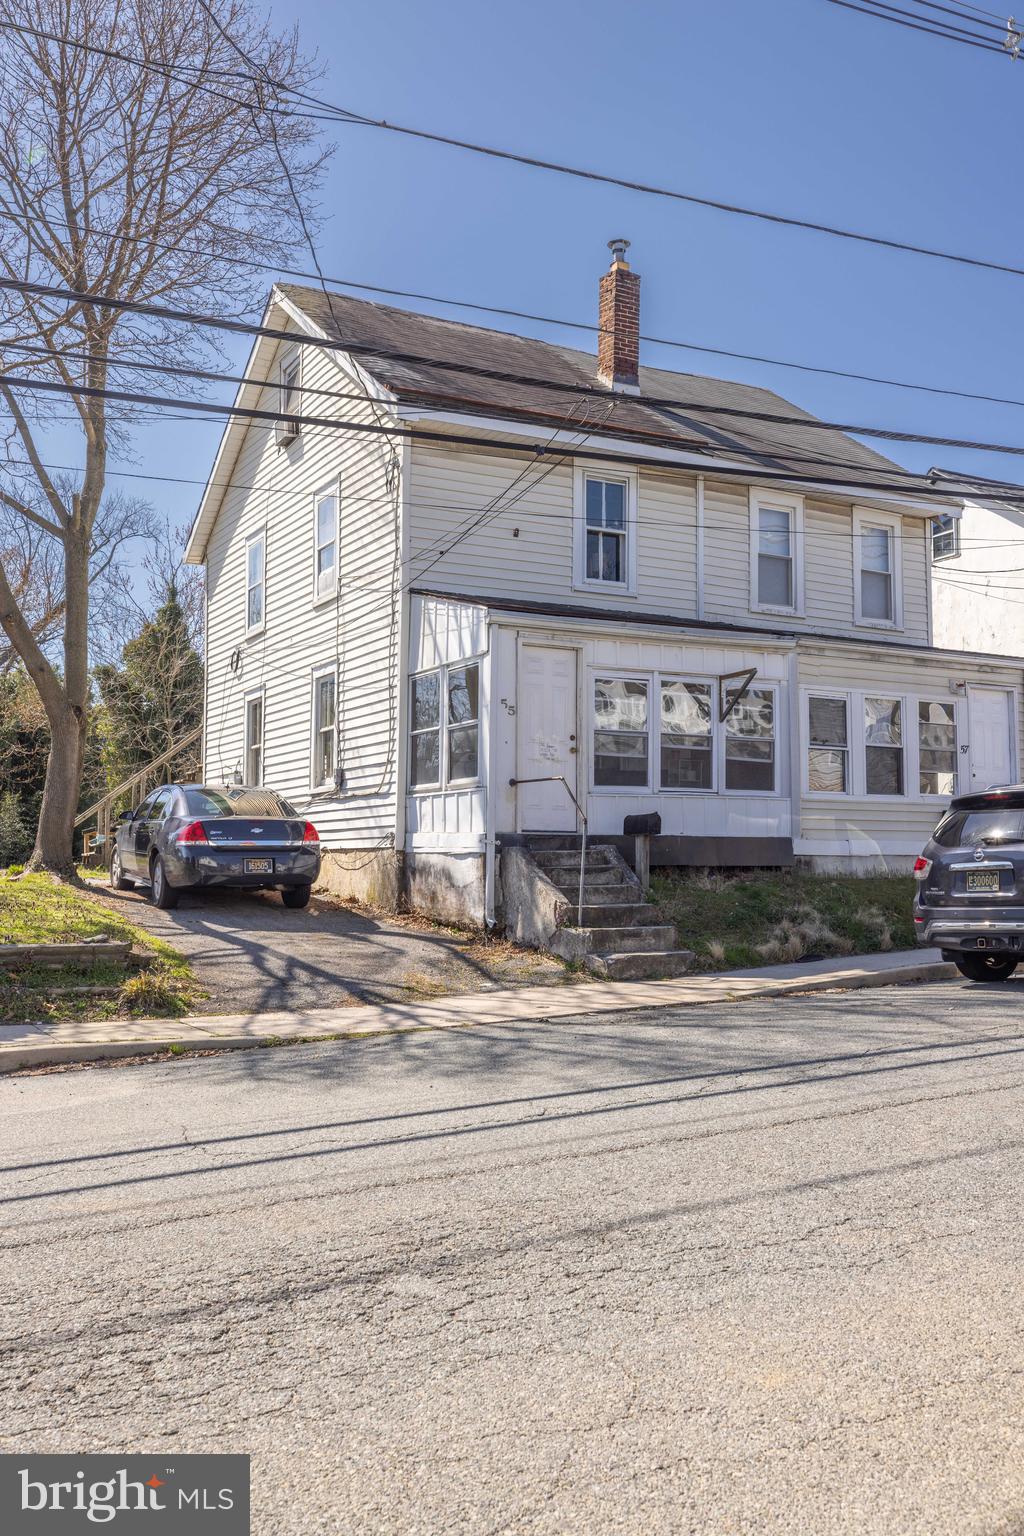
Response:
[185, 245, 1024, 926]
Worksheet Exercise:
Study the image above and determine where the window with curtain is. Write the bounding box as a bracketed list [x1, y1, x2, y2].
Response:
[807, 696, 849, 793]
[919, 701, 957, 796]
[724, 687, 775, 791]
[594, 678, 649, 786]
[659, 680, 712, 789]
[314, 490, 338, 599]
[865, 696, 903, 794]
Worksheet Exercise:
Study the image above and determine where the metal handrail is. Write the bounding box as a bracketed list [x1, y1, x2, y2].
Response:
[508, 775, 588, 927]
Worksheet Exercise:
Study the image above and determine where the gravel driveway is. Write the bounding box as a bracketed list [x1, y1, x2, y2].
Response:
[93, 883, 568, 1014]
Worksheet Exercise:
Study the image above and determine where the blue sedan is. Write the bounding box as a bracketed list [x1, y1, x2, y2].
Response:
[109, 783, 321, 910]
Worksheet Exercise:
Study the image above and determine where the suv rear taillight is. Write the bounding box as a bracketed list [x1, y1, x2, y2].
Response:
[302, 821, 319, 845]
[176, 820, 209, 845]
[913, 856, 932, 881]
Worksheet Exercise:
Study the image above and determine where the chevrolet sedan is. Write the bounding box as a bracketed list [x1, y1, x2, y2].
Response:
[109, 783, 321, 910]
[914, 786, 1024, 982]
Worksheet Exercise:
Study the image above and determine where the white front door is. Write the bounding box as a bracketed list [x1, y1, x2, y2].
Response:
[517, 646, 578, 830]
[968, 687, 1015, 791]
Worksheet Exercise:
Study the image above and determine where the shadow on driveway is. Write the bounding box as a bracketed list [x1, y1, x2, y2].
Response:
[95, 884, 567, 1015]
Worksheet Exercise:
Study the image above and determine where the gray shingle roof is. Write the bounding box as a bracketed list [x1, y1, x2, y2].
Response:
[278, 284, 939, 497]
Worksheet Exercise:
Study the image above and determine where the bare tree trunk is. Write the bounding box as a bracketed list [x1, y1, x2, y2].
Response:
[28, 525, 89, 876]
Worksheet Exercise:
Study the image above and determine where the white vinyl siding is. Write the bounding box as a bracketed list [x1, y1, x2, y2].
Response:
[202, 322, 401, 845]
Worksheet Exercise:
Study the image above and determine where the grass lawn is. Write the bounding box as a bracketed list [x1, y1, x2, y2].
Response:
[651, 867, 917, 971]
[0, 872, 199, 1021]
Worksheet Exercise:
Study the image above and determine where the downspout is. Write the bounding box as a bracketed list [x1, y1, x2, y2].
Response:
[695, 474, 705, 621]
[393, 439, 412, 896]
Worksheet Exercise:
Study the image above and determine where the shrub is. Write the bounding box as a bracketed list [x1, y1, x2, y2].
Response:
[0, 793, 32, 868]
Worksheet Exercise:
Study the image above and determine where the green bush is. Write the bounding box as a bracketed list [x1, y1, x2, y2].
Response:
[0, 792, 32, 868]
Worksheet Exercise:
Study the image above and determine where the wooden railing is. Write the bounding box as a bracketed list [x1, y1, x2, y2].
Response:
[75, 725, 204, 867]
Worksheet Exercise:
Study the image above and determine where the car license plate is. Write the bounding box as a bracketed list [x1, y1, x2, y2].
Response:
[244, 857, 273, 874]
[967, 871, 999, 892]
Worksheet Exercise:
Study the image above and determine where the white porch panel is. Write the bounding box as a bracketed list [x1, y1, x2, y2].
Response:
[491, 623, 794, 842]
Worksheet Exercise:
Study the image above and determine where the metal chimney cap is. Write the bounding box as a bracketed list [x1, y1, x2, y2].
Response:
[607, 237, 630, 263]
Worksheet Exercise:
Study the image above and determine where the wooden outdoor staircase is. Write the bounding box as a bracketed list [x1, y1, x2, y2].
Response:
[74, 725, 203, 867]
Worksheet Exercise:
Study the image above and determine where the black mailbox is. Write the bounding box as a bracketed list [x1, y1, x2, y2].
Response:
[623, 813, 661, 836]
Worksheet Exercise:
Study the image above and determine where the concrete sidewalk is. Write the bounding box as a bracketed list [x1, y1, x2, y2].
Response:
[0, 947, 957, 1072]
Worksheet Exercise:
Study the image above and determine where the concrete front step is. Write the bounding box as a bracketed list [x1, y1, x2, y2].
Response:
[551, 881, 641, 904]
[531, 844, 619, 865]
[577, 902, 663, 927]
[547, 865, 636, 889]
[588, 949, 696, 980]
[551, 924, 678, 961]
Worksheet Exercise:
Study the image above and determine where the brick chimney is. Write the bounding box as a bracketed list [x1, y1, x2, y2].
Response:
[597, 238, 640, 390]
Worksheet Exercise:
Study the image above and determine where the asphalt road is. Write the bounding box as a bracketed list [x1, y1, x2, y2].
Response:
[3, 980, 1024, 1534]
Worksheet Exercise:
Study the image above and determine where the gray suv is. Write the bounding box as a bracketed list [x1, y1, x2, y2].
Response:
[914, 787, 1024, 982]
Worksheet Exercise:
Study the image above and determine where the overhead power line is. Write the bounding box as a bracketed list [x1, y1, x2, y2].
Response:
[8, 279, 1024, 467]
[6, 209, 1024, 414]
[825, 0, 1022, 55]
[4, 17, 1024, 283]
[0, 371, 983, 501]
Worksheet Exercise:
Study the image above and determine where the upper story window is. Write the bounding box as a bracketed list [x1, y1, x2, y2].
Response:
[573, 465, 637, 594]
[244, 693, 264, 786]
[749, 492, 803, 614]
[245, 530, 265, 635]
[854, 509, 903, 628]
[932, 513, 960, 562]
[314, 485, 339, 601]
[276, 354, 301, 447]
[409, 661, 481, 790]
[312, 669, 337, 790]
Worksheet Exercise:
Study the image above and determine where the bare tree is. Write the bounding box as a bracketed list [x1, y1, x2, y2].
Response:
[0, 0, 326, 875]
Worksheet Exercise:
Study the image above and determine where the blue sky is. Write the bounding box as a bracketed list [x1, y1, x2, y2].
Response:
[74, 0, 1024, 565]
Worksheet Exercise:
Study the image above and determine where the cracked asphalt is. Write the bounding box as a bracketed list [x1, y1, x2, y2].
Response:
[3, 979, 1024, 1533]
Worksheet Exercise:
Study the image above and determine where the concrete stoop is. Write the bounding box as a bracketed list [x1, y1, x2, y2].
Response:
[526, 843, 695, 981]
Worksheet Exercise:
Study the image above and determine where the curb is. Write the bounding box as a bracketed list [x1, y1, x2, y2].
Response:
[0, 957, 959, 1074]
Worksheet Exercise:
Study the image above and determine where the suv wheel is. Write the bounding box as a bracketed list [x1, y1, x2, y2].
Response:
[150, 855, 179, 911]
[109, 847, 133, 892]
[954, 952, 1018, 983]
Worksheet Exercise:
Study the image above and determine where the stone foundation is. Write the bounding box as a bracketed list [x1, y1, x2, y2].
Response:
[404, 852, 486, 928]
[316, 848, 403, 910]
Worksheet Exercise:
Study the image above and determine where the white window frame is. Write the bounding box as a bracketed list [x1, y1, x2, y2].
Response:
[916, 697, 959, 799]
[276, 350, 301, 447]
[312, 480, 340, 604]
[244, 528, 266, 637]
[853, 507, 903, 630]
[588, 669, 783, 798]
[310, 664, 338, 793]
[802, 690, 854, 799]
[931, 513, 960, 563]
[802, 688, 967, 801]
[658, 676, 715, 793]
[408, 658, 483, 794]
[748, 490, 804, 616]
[572, 463, 638, 596]
[243, 688, 265, 787]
